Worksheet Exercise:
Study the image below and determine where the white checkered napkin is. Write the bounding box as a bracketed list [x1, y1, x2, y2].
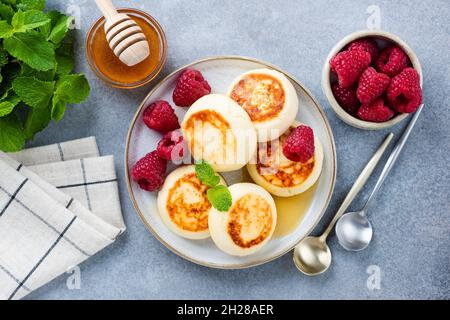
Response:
[28, 156, 125, 231]
[0, 137, 125, 300]
[0, 157, 118, 300]
[8, 137, 99, 166]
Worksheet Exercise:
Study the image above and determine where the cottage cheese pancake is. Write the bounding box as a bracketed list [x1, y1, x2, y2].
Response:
[157, 165, 226, 239]
[182, 94, 257, 172]
[247, 122, 324, 197]
[228, 69, 299, 142]
[209, 183, 277, 256]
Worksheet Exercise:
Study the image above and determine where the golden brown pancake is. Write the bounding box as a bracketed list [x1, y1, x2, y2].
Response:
[230, 73, 285, 123]
[166, 173, 210, 233]
[247, 122, 324, 197]
[228, 69, 299, 143]
[158, 165, 227, 239]
[227, 193, 274, 248]
[208, 183, 277, 256]
[256, 127, 315, 188]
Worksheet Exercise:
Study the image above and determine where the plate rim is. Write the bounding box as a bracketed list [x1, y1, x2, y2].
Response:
[124, 55, 337, 269]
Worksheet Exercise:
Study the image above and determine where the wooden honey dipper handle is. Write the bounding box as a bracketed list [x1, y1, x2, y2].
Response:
[94, 0, 150, 67]
[95, 0, 117, 20]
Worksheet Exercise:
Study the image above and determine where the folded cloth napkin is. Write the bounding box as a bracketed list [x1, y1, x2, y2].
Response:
[0, 137, 125, 300]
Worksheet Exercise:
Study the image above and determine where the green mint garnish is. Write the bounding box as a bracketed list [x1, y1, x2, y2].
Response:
[207, 185, 232, 212]
[0, 2, 90, 152]
[195, 160, 221, 187]
[195, 160, 233, 212]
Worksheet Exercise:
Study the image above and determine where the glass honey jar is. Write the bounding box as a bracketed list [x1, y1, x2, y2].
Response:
[86, 8, 167, 89]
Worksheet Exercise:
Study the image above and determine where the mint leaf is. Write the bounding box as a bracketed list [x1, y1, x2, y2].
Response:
[54, 74, 90, 104]
[0, 100, 16, 117]
[16, 0, 46, 11]
[207, 185, 232, 212]
[47, 14, 72, 44]
[0, 92, 20, 116]
[0, 3, 15, 23]
[4, 32, 55, 71]
[12, 10, 50, 33]
[0, 47, 9, 67]
[20, 62, 55, 81]
[0, 113, 25, 151]
[0, 1, 89, 150]
[39, 10, 61, 38]
[0, 20, 14, 38]
[195, 160, 220, 187]
[0, 0, 18, 6]
[51, 94, 65, 122]
[55, 39, 73, 75]
[13, 76, 54, 108]
[24, 104, 50, 139]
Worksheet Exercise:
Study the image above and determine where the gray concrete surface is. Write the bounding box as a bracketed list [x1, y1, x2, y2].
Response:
[27, 0, 449, 299]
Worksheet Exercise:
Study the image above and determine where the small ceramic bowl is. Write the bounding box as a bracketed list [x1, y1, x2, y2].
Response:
[322, 30, 423, 130]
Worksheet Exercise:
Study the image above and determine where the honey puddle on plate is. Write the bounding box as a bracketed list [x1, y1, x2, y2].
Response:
[232, 169, 317, 238]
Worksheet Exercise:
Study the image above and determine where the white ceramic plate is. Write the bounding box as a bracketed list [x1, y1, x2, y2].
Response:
[125, 56, 336, 269]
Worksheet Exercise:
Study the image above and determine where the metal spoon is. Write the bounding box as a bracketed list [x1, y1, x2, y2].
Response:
[293, 133, 394, 276]
[336, 105, 424, 251]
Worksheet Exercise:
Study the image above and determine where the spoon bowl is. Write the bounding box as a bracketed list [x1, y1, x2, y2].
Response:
[335, 105, 424, 252]
[336, 211, 373, 251]
[292, 133, 394, 275]
[293, 237, 331, 276]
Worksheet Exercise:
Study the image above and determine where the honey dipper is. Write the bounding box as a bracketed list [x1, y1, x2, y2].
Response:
[94, 0, 150, 66]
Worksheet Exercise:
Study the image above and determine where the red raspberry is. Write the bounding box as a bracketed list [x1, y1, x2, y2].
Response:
[357, 98, 395, 122]
[356, 67, 390, 104]
[330, 49, 371, 88]
[173, 69, 211, 107]
[375, 46, 410, 77]
[347, 38, 379, 64]
[143, 100, 180, 133]
[132, 151, 167, 192]
[387, 67, 422, 113]
[332, 83, 360, 115]
[283, 125, 315, 163]
[157, 131, 186, 161]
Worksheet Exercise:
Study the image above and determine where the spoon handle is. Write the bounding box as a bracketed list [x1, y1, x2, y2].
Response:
[320, 133, 394, 241]
[362, 105, 424, 213]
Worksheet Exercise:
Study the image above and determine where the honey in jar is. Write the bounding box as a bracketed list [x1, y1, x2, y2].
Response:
[86, 9, 167, 89]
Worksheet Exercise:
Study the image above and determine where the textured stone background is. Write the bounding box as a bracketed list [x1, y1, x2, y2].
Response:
[28, 0, 449, 299]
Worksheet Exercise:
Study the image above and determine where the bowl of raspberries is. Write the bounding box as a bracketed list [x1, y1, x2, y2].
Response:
[322, 30, 423, 130]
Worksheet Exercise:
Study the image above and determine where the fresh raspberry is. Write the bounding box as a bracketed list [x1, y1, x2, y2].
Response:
[157, 131, 186, 161]
[283, 125, 315, 163]
[387, 67, 422, 113]
[347, 38, 379, 64]
[132, 151, 167, 192]
[357, 98, 395, 122]
[172, 69, 211, 107]
[332, 83, 360, 115]
[330, 49, 371, 88]
[375, 46, 410, 77]
[143, 100, 180, 133]
[356, 67, 391, 104]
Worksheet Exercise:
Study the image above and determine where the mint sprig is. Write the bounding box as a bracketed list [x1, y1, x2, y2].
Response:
[207, 185, 232, 212]
[0, 1, 90, 152]
[195, 159, 220, 187]
[195, 160, 232, 212]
